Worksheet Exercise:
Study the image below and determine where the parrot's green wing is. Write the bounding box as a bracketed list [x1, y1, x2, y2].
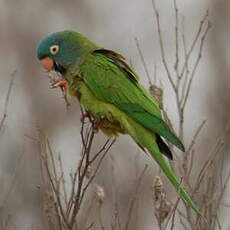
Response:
[79, 49, 184, 152]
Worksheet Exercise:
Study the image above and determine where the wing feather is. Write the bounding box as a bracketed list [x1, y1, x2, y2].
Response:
[79, 51, 184, 151]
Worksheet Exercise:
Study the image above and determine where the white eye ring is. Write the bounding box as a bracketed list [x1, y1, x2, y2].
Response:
[50, 45, 59, 55]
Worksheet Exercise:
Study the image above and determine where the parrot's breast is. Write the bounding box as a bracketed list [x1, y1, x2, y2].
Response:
[70, 81, 127, 136]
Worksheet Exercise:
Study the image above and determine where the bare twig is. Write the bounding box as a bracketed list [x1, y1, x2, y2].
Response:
[162, 178, 182, 230]
[0, 71, 16, 131]
[78, 138, 116, 209]
[0, 152, 24, 208]
[187, 120, 206, 154]
[181, 21, 211, 110]
[169, 196, 181, 230]
[193, 129, 229, 196]
[152, 0, 176, 91]
[173, 0, 180, 77]
[39, 108, 116, 230]
[124, 165, 148, 230]
[134, 37, 152, 85]
[179, 10, 209, 79]
[58, 153, 68, 207]
[183, 120, 206, 177]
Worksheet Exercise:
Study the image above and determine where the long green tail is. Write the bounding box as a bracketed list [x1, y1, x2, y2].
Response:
[148, 141, 201, 215]
[118, 113, 201, 214]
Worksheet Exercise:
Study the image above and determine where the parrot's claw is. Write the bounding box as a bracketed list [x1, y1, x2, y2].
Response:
[92, 118, 107, 133]
[80, 112, 106, 132]
[52, 80, 68, 94]
[90, 117, 100, 133]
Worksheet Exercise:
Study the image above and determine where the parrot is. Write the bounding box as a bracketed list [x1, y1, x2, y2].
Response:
[36, 30, 200, 214]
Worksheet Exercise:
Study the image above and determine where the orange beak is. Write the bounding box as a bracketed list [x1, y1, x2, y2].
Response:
[40, 57, 54, 71]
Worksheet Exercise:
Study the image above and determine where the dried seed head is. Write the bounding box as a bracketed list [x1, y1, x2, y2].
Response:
[157, 200, 172, 223]
[44, 189, 55, 218]
[148, 84, 174, 132]
[48, 70, 63, 87]
[85, 165, 92, 178]
[153, 176, 165, 202]
[95, 184, 105, 204]
[149, 85, 163, 108]
[153, 176, 172, 223]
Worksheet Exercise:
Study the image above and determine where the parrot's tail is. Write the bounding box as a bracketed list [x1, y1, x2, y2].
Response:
[146, 138, 201, 215]
[119, 115, 201, 215]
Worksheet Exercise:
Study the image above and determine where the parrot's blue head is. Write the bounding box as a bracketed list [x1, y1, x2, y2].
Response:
[37, 30, 99, 74]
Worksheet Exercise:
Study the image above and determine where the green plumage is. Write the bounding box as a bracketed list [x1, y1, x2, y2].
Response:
[37, 30, 200, 214]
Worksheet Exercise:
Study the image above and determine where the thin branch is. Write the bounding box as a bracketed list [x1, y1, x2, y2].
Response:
[183, 120, 206, 176]
[79, 138, 116, 208]
[180, 15, 190, 103]
[163, 178, 182, 230]
[134, 37, 152, 85]
[58, 153, 68, 207]
[169, 197, 181, 230]
[181, 20, 211, 110]
[89, 137, 113, 164]
[42, 146, 71, 230]
[0, 71, 16, 130]
[152, 0, 176, 91]
[215, 168, 230, 212]
[0, 152, 24, 208]
[193, 124, 230, 196]
[173, 0, 180, 77]
[187, 120, 206, 154]
[124, 165, 148, 230]
[86, 222, 95, 230]
[69, 128, 95, 228]
[179, 10, 209, 79]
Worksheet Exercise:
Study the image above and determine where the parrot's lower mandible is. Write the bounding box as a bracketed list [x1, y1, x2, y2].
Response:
[36, 30, 200, 214]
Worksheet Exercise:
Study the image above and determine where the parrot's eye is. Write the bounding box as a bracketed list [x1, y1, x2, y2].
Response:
[50, 45, 59, 55]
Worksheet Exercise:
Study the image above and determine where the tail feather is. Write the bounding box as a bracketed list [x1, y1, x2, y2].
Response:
[148, 141, 201, 215]
[119, 116, 200, 215]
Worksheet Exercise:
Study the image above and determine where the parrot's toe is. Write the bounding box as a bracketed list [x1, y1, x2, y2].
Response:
[92, 118, 108, 133]
[52, 80, 68, 94]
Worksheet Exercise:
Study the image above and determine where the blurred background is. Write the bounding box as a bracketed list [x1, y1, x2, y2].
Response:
[0, 0, 230, 229]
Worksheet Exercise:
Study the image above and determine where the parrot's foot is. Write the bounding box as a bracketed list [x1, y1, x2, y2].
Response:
[52, 80, 68, 95]
[80, 111, 108, 133]
[92, 118, 108, 133]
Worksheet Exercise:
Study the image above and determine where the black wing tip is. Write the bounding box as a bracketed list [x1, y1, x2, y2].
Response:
[182, 145, 185, 152]
[167, 152, 173, 160]
[156, 135, 173, 160]
[156, 135, 186, 159]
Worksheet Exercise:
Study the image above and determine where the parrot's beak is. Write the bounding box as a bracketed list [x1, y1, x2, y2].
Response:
[40, 57, 54, 71]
